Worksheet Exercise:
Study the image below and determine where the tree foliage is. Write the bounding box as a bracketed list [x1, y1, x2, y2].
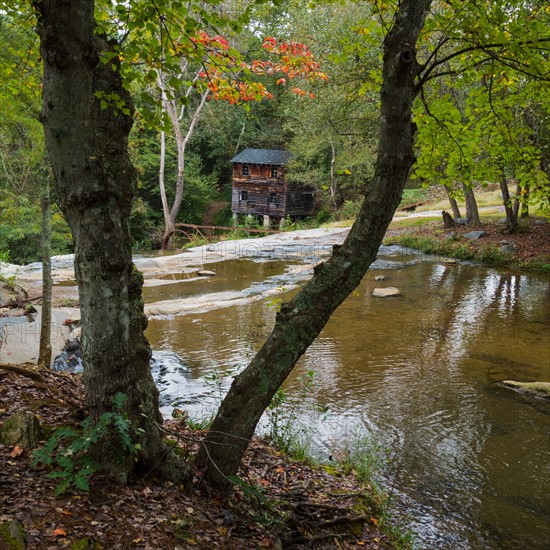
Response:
[413, 0, 550, 216]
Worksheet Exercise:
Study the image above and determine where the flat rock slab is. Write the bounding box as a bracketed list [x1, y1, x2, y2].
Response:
[0, 306, 79, 367]
[463, 231, 486, 240]
[372, 287, 401, 297]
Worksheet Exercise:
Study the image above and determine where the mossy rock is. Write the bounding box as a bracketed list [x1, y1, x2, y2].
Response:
[72, 538, 103, 550]
[0, 411, 41, 449]
[502, 381, 550, 400]
[0, 519, 26, 550]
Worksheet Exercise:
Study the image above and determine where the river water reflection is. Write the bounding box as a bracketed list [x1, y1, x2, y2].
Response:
[145, 247, 550, 549]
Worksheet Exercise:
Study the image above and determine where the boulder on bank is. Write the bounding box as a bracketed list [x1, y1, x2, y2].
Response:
[0, 410, 41, 449]
[463, 231, 486, 240]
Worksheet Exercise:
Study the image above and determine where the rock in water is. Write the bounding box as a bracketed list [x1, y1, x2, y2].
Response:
[374, 275, 386, 281]
[372, 287, 401, 297]
[0, 410, 41, 449]
[197, 270, 216, 277]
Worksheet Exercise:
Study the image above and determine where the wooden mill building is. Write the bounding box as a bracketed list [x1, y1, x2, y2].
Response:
[230, 148, 315, 228]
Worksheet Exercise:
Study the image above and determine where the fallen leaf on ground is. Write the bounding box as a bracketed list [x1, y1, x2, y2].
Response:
[9, 445, 24, 458]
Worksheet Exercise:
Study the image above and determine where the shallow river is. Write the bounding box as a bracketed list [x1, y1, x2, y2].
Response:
[144, 245, 549, 549]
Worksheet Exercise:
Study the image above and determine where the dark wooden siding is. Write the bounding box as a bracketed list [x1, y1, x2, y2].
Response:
[231, 163, 314, 218]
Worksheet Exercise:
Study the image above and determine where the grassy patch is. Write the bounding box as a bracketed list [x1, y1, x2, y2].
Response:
[385, 233, 549, 273]
[323, 219, 355, 228]
[385, 234, 515, 265]
[415, 189, 503, 213]
[400, 188, 431, 207]
[512, 257, 550, 273]
[390, 216, 440, 228]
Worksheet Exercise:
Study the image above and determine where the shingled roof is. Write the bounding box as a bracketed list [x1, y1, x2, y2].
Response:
[230, 148, 292, 165]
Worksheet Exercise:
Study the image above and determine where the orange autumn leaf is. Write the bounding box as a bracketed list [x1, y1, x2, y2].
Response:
[9, 445, 24, 458]
[370, 517, 379, 525]
[52, 528, 67, 537]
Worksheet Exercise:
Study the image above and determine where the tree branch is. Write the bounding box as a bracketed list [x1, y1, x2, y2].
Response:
[419, 37, 550, 86]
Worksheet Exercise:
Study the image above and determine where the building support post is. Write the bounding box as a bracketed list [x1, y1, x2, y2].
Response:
[263, 215, 270, 228]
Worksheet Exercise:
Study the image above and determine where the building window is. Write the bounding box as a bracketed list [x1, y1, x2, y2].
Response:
[242, 165, 249, 176]
[239, 190, 248, 201]
[271, 167, 278, 178]
[269, 193, 278, 204]
[290, 193, 297, 206]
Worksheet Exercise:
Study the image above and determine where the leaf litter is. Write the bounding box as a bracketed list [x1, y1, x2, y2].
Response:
[0, 367, 401, 549]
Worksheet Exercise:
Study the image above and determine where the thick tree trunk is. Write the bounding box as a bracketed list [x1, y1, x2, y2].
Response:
[36, 0, 182, 479]
[196, 0, 432, 492]
[38, 177, 52, 369]
[462, 184, 480, 224]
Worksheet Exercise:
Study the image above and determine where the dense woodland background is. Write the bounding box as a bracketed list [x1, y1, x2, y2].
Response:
[1, 0, 548, 265]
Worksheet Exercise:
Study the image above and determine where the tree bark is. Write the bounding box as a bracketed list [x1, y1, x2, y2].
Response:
[329, 134, 338, 209]
[442, 210, 455, 228]
[520, 184, 529, 219]
[36, 0, 182, 479]
[445, 185, 462, 219]
[512, 181, 529, 220]
[500, 174, 518, 232]
[196, 0, 432, 492]
[462, 183, 480, 224]
[38, 175, 52, 369]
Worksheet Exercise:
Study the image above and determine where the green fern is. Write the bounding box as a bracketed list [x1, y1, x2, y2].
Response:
[32, 393, 139, 495]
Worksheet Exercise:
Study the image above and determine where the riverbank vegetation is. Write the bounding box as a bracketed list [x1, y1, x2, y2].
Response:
[384, 214, 550, 273]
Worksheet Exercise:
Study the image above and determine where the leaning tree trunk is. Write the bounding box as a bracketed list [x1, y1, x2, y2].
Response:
[445, 185, 462, 219]
[36, 0, 182, 479]
[196, 0, 432, 492]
